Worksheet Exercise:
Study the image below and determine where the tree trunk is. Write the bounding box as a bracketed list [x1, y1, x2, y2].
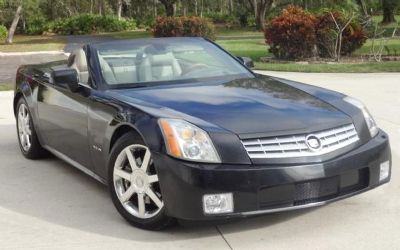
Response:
[356, 0, 369, 18]
[382, 0, 396, 24]
[154, 0, 158, 17]
[6, 5, 22, 44]
[255, 0, 273, 31]
[229, 0, 234, 13]
[162, 2, 174, 16]
[117, 0, 123, 20]
[382, 8, 396, 24]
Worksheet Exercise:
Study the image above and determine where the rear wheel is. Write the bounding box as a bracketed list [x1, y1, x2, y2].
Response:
[16, 98, 47, 159]
[108, 132, 175, 230]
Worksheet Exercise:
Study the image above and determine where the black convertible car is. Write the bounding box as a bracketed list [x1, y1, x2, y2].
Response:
[14, 37, 391, 230]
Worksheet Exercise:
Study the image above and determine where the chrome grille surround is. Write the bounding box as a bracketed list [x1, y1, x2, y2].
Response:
[241, 124, 359, 159]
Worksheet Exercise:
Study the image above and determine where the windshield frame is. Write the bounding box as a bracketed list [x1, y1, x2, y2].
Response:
[91, 37, 255, 89]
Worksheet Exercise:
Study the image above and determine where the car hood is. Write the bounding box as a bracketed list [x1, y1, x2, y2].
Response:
[110, 76, 352, 137]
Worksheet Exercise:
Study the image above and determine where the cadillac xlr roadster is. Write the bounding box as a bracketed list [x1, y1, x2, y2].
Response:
[14, 37, 391, 230]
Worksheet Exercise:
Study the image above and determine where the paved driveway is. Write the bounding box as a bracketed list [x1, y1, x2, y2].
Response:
[0, 35, 111, 84]
[0, 72, 399, 249]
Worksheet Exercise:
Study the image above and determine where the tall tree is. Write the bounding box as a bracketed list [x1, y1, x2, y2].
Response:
[117, 0, 123, 19]
[159, 0, 177, 16]
[6, 5, 22, 44]
[381, 0, 398, 24]
[356, 0, 370, 18]
[247, 0, 274, 31]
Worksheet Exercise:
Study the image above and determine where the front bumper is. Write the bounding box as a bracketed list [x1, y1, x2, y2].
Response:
[153, 130, 391, 220]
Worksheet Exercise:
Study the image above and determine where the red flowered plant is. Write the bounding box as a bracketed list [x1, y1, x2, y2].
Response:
[153, 16, 216, 41]
[264, 5, 317, 59]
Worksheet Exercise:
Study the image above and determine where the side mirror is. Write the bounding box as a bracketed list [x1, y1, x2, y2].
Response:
[237, 56, 254, 68]
[51, 67, 80, 92]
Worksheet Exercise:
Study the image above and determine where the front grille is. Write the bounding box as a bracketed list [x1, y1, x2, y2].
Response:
[258, 168, 369, 209]
[241, 124, 359, 159]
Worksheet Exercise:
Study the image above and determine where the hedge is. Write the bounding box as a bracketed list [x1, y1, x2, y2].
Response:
[265, 5, 317, 59]
[153, 16, 216, 41]
[0, 24, 7, 40]
[47, 14, 136, 35]
[265, 6, 368, 60]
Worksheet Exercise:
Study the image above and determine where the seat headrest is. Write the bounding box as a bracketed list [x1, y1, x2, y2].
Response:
[150, 52, 176, 65]
[71, 49, 88, 72]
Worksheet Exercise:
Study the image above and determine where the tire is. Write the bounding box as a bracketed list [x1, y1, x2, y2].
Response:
[108, 132, 175, 230]
[16, 98, 48, 159]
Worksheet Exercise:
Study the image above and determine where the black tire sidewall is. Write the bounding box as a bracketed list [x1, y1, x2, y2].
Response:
[107, 132, 174, 230]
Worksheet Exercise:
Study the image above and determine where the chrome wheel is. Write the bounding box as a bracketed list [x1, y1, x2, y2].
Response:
[113, 144, 163, 219]
[17, 103, 32, 152]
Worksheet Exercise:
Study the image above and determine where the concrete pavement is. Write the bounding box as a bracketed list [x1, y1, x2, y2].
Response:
[0, 72, 399, 249]
[0, 53, 68, 84]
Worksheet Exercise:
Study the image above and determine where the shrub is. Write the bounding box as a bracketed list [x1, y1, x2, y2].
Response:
[316, 11, 367, 57]
[204, 13, 239, 28]
[47, 14, 136, 35]
[264, 5, 317, 59]
[153, 16, 216, 40]
[137, 16, 155, 29]
[26, 16, 48, 35]
[0, 24, 7, 40]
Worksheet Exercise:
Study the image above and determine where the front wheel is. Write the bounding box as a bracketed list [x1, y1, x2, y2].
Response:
[16, 98, 47, 159]
[108, 132, 175, 230]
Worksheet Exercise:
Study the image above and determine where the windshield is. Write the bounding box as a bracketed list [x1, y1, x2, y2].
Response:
[94, 38, 253, 86]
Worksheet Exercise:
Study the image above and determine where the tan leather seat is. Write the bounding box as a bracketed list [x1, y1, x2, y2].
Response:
[98, 56, 118, 84]
[138, 52, 182, 82]
[69, 49, 89, 84]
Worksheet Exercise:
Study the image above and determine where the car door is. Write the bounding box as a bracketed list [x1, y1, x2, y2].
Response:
[37, 79, 93, 171]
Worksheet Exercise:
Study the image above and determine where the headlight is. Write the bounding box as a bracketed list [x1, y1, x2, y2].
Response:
[158, 119, 221, 163]
[344, 96, 379, 138]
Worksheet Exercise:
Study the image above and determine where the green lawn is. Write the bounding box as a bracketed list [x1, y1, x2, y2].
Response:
[0, 35, 65, 52]
[215, 27, 263, 39]
[217, 38, 268, 61]
[99, 30, 151, 39]
[372, 15, 400, 26]
[355, 38, 400, 55]
[254, 61, 400, 73]
[0, 83, 13, 91]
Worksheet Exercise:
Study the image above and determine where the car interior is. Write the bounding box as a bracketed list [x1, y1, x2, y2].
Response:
[68, 46, 187, 85]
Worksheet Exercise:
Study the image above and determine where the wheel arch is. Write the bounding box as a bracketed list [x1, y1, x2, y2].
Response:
[13, 91, 24, 116]
[109, 123, 144, 153]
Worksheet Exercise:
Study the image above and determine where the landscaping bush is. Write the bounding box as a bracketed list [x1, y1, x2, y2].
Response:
[137, 16, 155, 29]
[0, 24, 7, 40]
[47, 14, 136, 35]
[204, 13, 238, 28]
[153, 16, 216, 40]
[316, 11, 367, 57]
[264, 5, 317, 59]
[26, 16, 48, 35]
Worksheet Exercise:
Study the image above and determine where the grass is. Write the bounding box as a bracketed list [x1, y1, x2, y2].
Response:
[0, 35, 65, 52]
[371, 15, 400, 27]
[254, 61, 400, 73]
[355, 38, 400, 55]
[99, 30, 151, 39]
[0, 83, 13, 91]
[215, 27, 263, 39]
[217, 38, 268, 61]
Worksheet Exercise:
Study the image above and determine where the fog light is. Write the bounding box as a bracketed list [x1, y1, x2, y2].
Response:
[380, 161, 390, 182]
[203, 193, 233, 214]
